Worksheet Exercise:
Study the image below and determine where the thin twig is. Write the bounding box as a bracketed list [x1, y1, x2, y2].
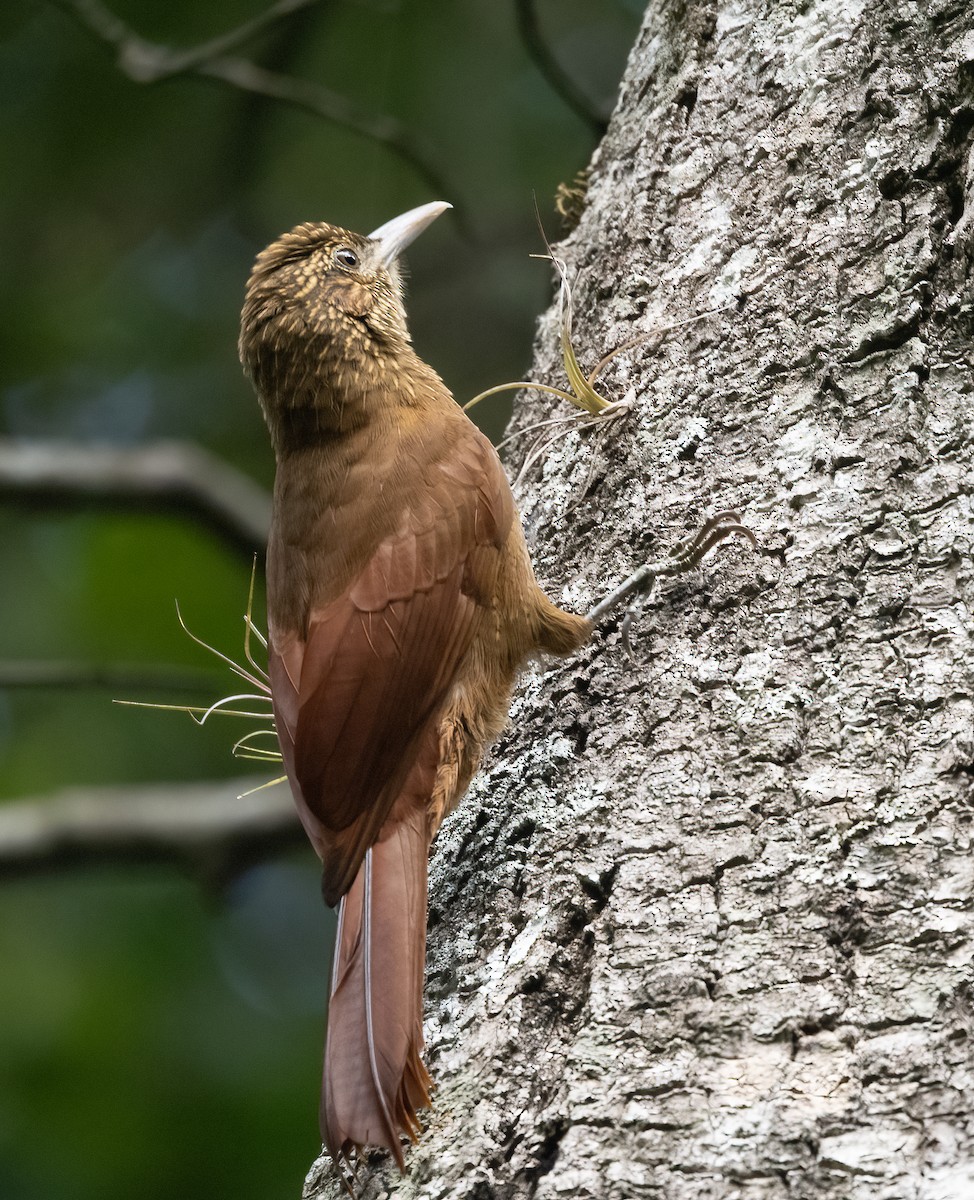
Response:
[514, 0, 607, 136]
[129, 0, 320, 77]
[49, 0, 458, 213]
[196, 57, 457, 205]
[0, 438, 271, 556]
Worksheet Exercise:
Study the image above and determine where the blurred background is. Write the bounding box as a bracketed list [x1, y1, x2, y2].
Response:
[0, 1, 640, 1196]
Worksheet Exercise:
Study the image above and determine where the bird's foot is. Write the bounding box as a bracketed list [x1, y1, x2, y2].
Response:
[585, 510, 757, 643]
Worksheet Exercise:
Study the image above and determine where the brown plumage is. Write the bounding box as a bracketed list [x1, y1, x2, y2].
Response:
[238, 202, 590, 1176]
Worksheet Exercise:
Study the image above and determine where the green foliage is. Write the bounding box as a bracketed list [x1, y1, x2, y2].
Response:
[0, 866, 326, 1200]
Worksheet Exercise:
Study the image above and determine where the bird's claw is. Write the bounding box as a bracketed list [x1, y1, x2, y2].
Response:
[586, 509, 757, 628]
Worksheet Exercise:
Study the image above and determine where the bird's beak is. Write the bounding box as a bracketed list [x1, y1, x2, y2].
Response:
[368, 201, 452, 268]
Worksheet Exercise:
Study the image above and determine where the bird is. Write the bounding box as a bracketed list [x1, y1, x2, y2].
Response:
[238, 201, 591, 1179]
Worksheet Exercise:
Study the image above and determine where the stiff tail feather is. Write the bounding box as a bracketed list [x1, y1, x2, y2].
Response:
[320, 808, 432, 1176]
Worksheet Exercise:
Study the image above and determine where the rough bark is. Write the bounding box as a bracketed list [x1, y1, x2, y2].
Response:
[306, 1, 974, 1196]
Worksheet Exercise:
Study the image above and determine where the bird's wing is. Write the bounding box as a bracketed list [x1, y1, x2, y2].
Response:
[269, 426, 513, 904]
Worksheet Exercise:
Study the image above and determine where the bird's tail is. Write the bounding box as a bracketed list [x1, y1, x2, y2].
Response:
[320, 806, 432, 1174]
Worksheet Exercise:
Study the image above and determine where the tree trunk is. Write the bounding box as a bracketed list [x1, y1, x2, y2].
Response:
[306, 0, 974, 1195]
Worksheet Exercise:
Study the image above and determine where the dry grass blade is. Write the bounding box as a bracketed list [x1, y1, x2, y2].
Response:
[464, 250, 612, 418]
[116, 565, 282, 769]
[466, 203, 736, 427]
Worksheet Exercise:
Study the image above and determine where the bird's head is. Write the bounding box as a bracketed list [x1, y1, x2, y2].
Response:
[239, 201, 450, 422]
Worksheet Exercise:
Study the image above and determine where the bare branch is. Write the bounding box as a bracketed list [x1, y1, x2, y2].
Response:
[126, 0, 321, 76]
[0, 777, 302, 883]
[514, 0, 608, 137]
[0, 439, 271, 556]
[49, 0, 460, 213]
[195, 57, 458, 205]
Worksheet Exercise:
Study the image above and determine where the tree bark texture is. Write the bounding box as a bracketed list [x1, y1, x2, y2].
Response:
[307, 1, 974, 1196]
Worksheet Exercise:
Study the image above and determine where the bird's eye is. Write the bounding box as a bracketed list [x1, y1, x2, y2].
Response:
[333, 247, 359, 269]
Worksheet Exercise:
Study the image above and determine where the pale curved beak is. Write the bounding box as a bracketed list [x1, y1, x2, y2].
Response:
[368, 201, 452, 268]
